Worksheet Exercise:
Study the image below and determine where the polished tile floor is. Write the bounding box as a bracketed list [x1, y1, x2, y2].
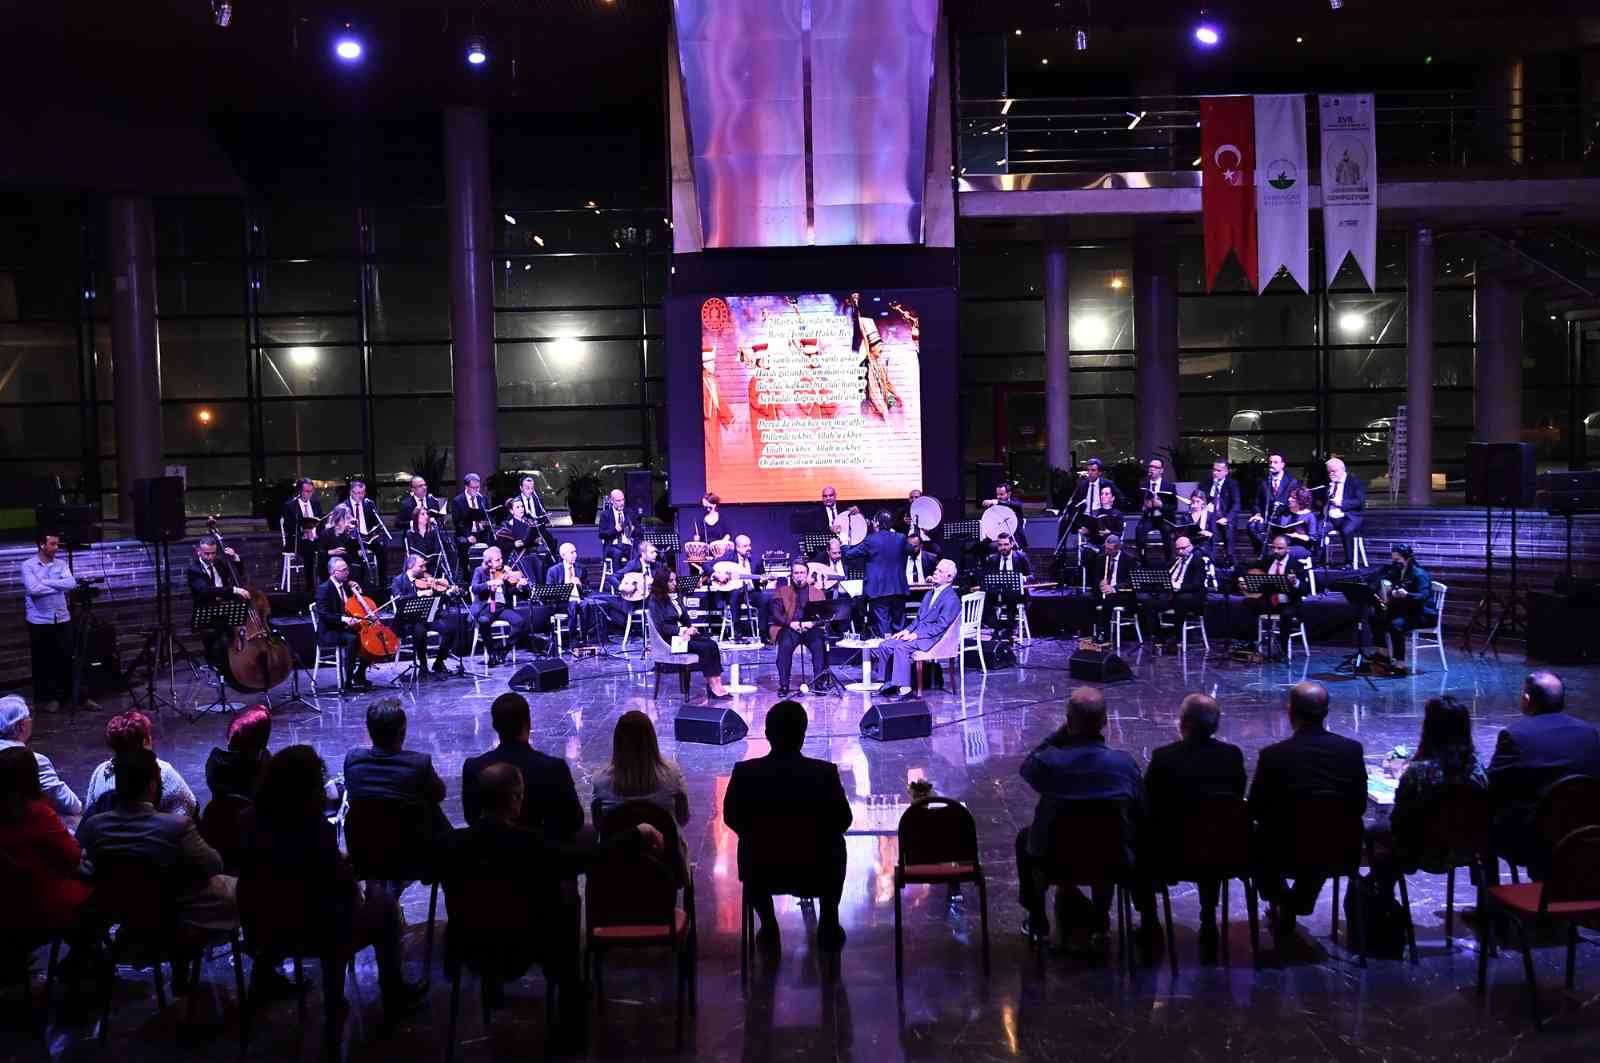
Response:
[11, 636, 1600, 1061]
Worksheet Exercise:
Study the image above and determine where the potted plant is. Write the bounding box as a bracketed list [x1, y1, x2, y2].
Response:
[564, 461, 603, 525]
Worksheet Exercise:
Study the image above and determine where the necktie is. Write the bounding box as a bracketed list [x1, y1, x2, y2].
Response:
[1170, 559, 1181, 586]
[1272, 475, 1280, 495]
[337, 583, 347, 603]
[356, 504, 367, 535]
[1108, 557, 1117, 587]
[1002, 556, 1010, 572]
[1272, 558, 1284, 576]
[469, 494, 479, 511]
[206, 562, 219, 588]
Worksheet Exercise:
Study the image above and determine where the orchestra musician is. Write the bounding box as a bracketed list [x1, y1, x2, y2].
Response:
[317, 503, 367, 588]
[313, 558, 371, 690]
[1068, 457, 1125, 512]
[644, 570, 731, 699]
[904, 531, 939, 586]
[702, 534, 759, 633]
[1132, 456, 1177, 564]
[1275, 487, 1321, 558]
[815, 537, 865, 629]
[280, 478, 322, 593]
[186, 534, 252, 669]
[981, 530, 1032, 629]
[513, 474, 560, 560]
[451, 472, 495, 579]
[1088, 534, 1137, 641]
[819, 485, 859, 535]
[389, 553, 464, 677]
[901, 489, 923, 530]
[1320, 457, 1367, 567]
[404, 506, 453, 580]
[547, 541, 608, 646]
[1202, 460, 1241, 555]
[767, 561, 828, 697]
[593, 541, 666, 633]
[597, 488, 637, 574]
[1178, 490, 1219, 562]
[980, 481, 1028, 550]
[1075, 484, 1126, 558]
[396, 475, 449, 535]
[1369, 543, 1435, 673]
[697, 492, 733, 548]
[347, 478, 393, 589]
[468, 546, 538, 667]
[495, 497, 543, 584]
[1140, 534, 1208, 642]
[1247, 452, 1300, 554]
[843, 509, 916, 637]
[1249, 535, 1311, 657]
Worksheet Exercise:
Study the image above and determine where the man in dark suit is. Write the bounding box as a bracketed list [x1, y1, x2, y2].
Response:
[596, 488, 637, 574]
[187, 534, 253, 668]
[396, 475, 447, 535]
[1487, 670, 1600, 879]
[1068, 458, 1124, 512]
[1089, 534, 1137, 640]
[1016, 687, 1165, 957]
[346, 478, 393, 589]
[818, 485, 859, 535]
[1247, 452, 1300, 554]
[1132, 456, 1178, 564]
[723, 699, 853, 953]
[451, 472, 494, 578]
[1248, 535, 1312, 656]
[469, 547, 542, 664]
[1320, 457, 1366, 566]
[1140, 535, 1208, 640]
[870, 558, 962, 697]
[980, 481, 1029, 550]
[1145, 693, 1246, 964]
[344, 699, 453, 854]
[843, 510, 915, 636]
[281, 477, 322, 593]
[903, 531, 939, 586]
[315, 558, 370, 690]
[1202, 460, 1241, 556]
[767, 561, 827, 697]
[1248, 681, 1366, 942]
[388, 554, 464, 677]
[981, 531, 1032, 628]
[461, 693, 583, 840]
[547, 541, 607, 646]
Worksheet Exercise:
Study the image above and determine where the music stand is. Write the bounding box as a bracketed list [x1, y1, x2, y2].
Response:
[1129, 568, 1172, 595]
[1330, 576, 1380, 672]
[943, 519, 980, 541]
[190, 598, 252, 717]
[1238, 573, 1296, 598]
[799, 533, 832, 561]
[530, 582, 587, 652]
[803, 597, 859, 693]
[981, 570, 1027, 652]
[390, 595, 441, 688]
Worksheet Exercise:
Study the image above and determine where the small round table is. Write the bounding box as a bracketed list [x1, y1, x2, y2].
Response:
[716, 639, 763, 694]
[836, 637, 882, 693]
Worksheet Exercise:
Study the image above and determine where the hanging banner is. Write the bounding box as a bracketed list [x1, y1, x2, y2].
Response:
[1254, 94, 1310, 293]
[1200, 96, 1257, 292]
[1318, 93, 1378, 290]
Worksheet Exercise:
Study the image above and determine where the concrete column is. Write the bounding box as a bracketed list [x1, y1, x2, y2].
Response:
[1133, 232, 1179, 463]
[444, 107, 499, 482]
[1043, 241, 1071, 471]
[1406, 226, 1436, 505]
[108, 195, 162, 518]
[1475, 273, 1524, 442]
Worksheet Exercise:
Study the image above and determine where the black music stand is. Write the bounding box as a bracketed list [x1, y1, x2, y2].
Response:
[803, 597, 860, 694]
[530, 582, 585, 652]
[799, 533, 833, 561]
[1129, 568, 1172, 595]
[190, 599, 252, 717]
[1237, 572, 1298, 660]
[980, 570, 1027, 665]
[390, 595, 441, 688]
[1330, 576, 1380, 672]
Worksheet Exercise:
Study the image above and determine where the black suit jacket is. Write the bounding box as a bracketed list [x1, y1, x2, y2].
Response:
[1254, 474, 1301, 520]
[1487, 712, 1600, 816]
[1145, 736, 1247, 837]
[722, 750, 852, 890]
[280, 496, 323, 549]
[1248, 727, 1367, 839]
[451, 492, 494, 540]
[1070, 477, 1124, 511]
[842, 530, 914, 599]
[546, 560, 588, 587]
[1259, 546, 1313, 602]
[1136, 478, 1179, 518]
[597, 504, 635, 544]
[349, 497, 390, 542]
[1164, 553, 1208, 595]
[314, 579, 352, 631]
[1322, 476, 1366, 520]
[1203, 477, 1242, 519]
[1089, 550, 1134, 597]
[460, 742, 584, 841]
[396, 493, 447, 534]
[982, 551, 1032, 579]
[185, 557, 238, 605]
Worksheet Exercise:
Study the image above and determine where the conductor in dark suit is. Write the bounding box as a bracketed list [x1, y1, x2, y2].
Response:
[1139, 535, 1208, 639]
[1487, 670, 1600, 879]
[1145, 693, 1246, 962]
[1247, 452, 1300, 553]
[1320, 457, 1366, 566]
[842, 510, 915, 636]
[722, 699, 853, 953]
[870, 559, 962, 697]
[460, 693, 584, 841]
[281, 478, 322, 593]
[1132, 456, 1178, 564]
[1248, 682, 1367, 941]
[314, 558, 370, 690]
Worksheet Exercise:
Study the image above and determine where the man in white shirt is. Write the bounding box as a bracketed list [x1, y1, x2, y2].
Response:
[1321, 458, 1368, 567]
[904, 532, 938, 586]
[21, 532, 79, 714]
[452, 472, 493, 577]
[1250, 535, 1311, 656]
[820, 485, 858, 535]
[348, 478, 392, 588]
[1248, 452, 1300, 554]
[280, 478, 322, 593]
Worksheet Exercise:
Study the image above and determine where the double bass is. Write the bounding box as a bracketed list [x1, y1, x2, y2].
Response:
[207, 518, 295, 693]
[343, 580, 403, 660]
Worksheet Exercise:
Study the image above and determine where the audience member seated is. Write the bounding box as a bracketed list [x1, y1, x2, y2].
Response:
[82, 710, 199, 820]
[0, 695, 82, 818]
[238, 745, 424, 1034]
[1144, 693, 1246, 964]
[591, 709, 690, 872]
[0, 746, 94, 939]
[442, 762, 664, 1039]
[870, 558, 961, 698]
[723, 700, 852, 953]
[1366, 695, 1487, 895]
[460, 693, 583, 841]
[1015, 687, 1165, 958]
[1248, 681, 1366, 945]
[343, 698, 453, 855]
[205, 705, 273, 802]
[644, 570, 730, 699]
[77, 748, 236, 931]
[1487, 670, 1600, 880]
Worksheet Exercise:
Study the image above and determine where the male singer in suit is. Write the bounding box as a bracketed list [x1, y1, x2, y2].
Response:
[1132, 456, 1177, 564]
[903, 531, 939, 586]
[1321, 457, 1366, 567]
[452, 472, 494, 578]
[187, 534, 252, 670]
[346, 478, 393, 589]
[1068, 457, 1125, 512]
[315, 558, 370, 690]
[843, 510, 916, 637]
[1247, 452, 1300, 554]
[1140, 535, 1208, 640]
[1089, 534, 1137, 641]
[1203, 460, 1241, 557]
[818, 485, 859, 535]
[281, 478, 322, 593]
[397, 476, 447, 535]
[768, 561, 828, 697]
[1248, 535, 1312, 657]
[870, 558, 961, 697]
[515, 474, 560, 558]
[597, 489, 636, 576]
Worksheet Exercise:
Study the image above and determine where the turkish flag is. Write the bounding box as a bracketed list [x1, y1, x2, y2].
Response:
[1200, 96, 1258, 291]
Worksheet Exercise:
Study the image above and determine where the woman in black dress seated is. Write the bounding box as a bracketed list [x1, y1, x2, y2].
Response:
[644, 570, 730, 699]
[1273, 486, 1321, 560]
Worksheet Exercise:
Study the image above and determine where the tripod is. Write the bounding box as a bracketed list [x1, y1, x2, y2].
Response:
[1481, 505, 1528, 653]
[126, 541, 196, 715]
[1462, 505, 1528, 654]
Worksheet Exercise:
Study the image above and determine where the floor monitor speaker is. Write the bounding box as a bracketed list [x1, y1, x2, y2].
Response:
[509, 659, 569, 692]
[860, 699, 932, 741]
[674, 704, 749, 745]
[1068, 649, 1132, 682]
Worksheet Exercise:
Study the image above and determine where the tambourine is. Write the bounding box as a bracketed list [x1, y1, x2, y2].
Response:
[839, 512, 869, 545]
[908, 494, 943, 532]
[979, 505, 1019, 542]
[683, 541, 710, 564]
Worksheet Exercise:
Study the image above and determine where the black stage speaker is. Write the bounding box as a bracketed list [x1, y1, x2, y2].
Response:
[975, 462, 1006, 503]
[1536, 470, 1600, 515]
[35, 504, 102, 544]
[860, 699, 932, 741]
[131, 476, 187, 543]
[1465, 442, 1535, 507]
[509, 659, 569, 692]
[624, 469, 653, 519]
[1069, 648, 1132, 682]
[1527, 590, 1600, 664]
[674, 704, 749, 745]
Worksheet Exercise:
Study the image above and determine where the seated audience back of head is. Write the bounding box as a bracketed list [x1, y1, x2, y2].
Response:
[1487, 671, 1600, 876]
[461, 693, 583, 840]
[206, 705, 273, 802]
[0, 694, 82, 818]
[592, 709, 690, 828]
[83, 710, 199, 821]
[344, 698, 452, 858]
[0, 744, 92, 930]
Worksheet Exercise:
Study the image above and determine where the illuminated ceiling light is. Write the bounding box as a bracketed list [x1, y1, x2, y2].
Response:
[549, 336, 583, 366]
[584, 200, 597, 209]
[288, 346, 317, 367]
[1109, 277, 1125, 290]
[1073, 315, 1109, 347]
[1014, 28, 1022, 36]
[524, 264, 532, 271]
[503, 213, 517, 225]
[197, 408, 214, 425]
[334, 24, 363, 62]
[1075, 29, 1088, 51]
[1296, 36, 1304, 44]
[532, 234, 545, 247]
[1329, 0, 1343, 8]
[1040, 57, 1049, 65]
[1338, 311, 1366, 335]
[211, 1, 233, 28]
[1126, 111, 1146, 130]
[465, 37, 488, 66]
[1191, 156, 1203, 166]
[1194, 22, 1220, 47]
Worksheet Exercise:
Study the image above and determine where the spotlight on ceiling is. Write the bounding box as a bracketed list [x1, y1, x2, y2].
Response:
[334, 24, 363, 62]
[211, 1, 233, 28]
[466, 37, 488, 66]
[1194, 22, 1220, 47]
[1338, 311, 1367, 336]
[1075, 29, 1088, 51]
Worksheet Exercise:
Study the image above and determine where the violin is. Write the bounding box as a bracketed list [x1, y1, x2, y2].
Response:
[343, 580, 402, 660]
[411, 574, 461, 597]
[206, 517, 294, 692]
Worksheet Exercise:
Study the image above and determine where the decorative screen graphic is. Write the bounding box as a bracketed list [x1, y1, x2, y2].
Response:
[699, 293, 923, 503]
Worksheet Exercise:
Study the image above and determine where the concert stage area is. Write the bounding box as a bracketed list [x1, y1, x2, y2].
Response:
[20, 635, 1600, 1059]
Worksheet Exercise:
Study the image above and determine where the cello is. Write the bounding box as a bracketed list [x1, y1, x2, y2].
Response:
[207, 517, 295, 693]
[343, 580, 402, 661]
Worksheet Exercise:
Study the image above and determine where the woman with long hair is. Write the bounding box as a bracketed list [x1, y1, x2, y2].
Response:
[1368, 694, 1487, 891]
[405, 505, 453, 581]
[319, 503, 366, 585]
[644, 569, 729, 698]
[592, 710, 690, 826]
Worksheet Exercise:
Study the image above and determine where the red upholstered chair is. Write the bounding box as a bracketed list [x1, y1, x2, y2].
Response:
[893, 797, 990, 980]
[1030, 799, 1139, 976]
[1504, 774, 1600, 883]
[1152, 796, 1261, 974]
[1477, 825, 1600, 1028]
